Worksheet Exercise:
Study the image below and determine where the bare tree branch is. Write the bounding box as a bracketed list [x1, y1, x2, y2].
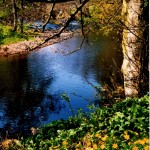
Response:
[30, 0, 89, 51]
[64, 0, 86, 55]
[42, 2, 56, 32]
[64, 36, 85, 55]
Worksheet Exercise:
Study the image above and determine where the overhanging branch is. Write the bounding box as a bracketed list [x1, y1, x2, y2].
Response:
[31, 0, 89, 51]
[42, 2, 56, 32]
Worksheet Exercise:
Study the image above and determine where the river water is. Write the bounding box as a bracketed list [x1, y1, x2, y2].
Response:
[0, 33, 122, 137]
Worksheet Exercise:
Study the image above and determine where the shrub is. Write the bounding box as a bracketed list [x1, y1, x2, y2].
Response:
[18, 95, 149, 150]
[0, 95, 148, 149]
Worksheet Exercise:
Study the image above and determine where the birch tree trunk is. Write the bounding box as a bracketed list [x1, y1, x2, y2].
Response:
[121, 0, 143, 97]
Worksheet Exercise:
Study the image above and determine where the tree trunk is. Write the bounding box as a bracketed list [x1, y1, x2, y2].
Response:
[42, 3, 56, 32]
[20, 0, 24, 33]
[12, 0, 18, 32]
[121, 0, 143, 97]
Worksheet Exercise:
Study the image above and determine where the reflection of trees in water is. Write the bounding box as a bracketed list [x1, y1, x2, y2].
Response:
[0, 57, 65, 138]
[4, 92, 65, 138]
[81, 36, 123, 85]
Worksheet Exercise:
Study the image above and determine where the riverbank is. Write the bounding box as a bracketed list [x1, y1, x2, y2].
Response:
[0, 95, 149, 150]
[0, 30, 74, 57]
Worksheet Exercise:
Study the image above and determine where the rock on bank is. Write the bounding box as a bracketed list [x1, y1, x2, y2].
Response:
[0, 31, 73, 57]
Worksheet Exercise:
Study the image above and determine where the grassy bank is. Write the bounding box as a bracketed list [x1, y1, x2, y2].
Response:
[0, 24, 38, 46]
[1, 95, 149, 150]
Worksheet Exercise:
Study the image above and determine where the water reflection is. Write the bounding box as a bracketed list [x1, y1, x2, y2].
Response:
[0, 56, 65, 136]
[0, 34, 122, 137]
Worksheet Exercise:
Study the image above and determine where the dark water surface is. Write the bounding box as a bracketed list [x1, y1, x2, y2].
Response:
[0, 34, 122, 136]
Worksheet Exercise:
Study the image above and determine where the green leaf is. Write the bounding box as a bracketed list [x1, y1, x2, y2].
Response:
[61, 93, 70, 102]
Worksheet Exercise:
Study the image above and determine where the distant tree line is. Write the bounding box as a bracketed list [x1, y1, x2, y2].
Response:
[0, 0, 48, 32]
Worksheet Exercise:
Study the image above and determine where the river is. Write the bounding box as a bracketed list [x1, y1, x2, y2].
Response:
[0, 33, 123, 137]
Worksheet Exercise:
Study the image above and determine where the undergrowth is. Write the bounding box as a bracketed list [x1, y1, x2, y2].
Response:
[0, 95, 149, 150]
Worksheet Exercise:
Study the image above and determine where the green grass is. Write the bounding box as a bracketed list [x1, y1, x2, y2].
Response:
[2, 94, 148, 150]
[0, 24, 38, 45]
